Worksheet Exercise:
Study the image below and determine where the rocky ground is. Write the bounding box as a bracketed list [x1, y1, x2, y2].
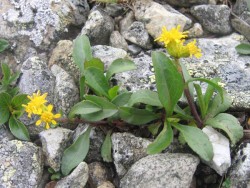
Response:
[0, 0, 250, 187]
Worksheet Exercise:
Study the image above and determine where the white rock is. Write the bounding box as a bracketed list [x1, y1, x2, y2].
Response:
[202, 126, 231, 175]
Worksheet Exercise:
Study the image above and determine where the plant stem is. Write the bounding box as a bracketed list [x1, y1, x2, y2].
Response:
[175, 59, 203, 129]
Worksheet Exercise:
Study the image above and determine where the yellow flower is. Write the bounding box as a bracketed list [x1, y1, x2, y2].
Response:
[22, 90, 48, 117]
[186, 40, 202, 58]
[155, 25, 188, 46]
[35, 105, 61, 129]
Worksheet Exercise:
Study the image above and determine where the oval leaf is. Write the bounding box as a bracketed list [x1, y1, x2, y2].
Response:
[85, 67, 110, 97]
[0, 92, 11, 124]
[101, 130, 113, 162]
[72, 35, 93, 75]
[108, 86, 119, 100]
[205, 113, 243, 145]
[147, 121, 173, 154]
[128, 89, 163, 107]
[119, 107, 159, 125]
[9, 116, 30, 141]
[61, 126, 92, 176]
[235, 43, 250, 55]
[106, 58, 136, 80]
[84, 58, 104, 72]
[172, 123, 213, 162]
[152, 51, 184, 116]
[111, 92, 132, 107]
[0, 39, 9, 53]
[11, 94, 28, 110]
[68, 100, 102, 119]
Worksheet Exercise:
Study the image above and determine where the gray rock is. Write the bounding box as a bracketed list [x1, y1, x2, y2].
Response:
[228, 141, 250, 188]
[231, 17, 250, 41]
[202, 127, 231, 176]
[133, 0, 192, 39]
[51, 65, 79, 116]
[182, 33, 250, 110]
[233, 0, 249, 15]
[73, 125, 105, 163]
[92, 45, 127, 67]
[0, 140, 43, 187]
[162, 0, 208, 7]
[88, 162, 112, 187]
[127, 44, 143, 56]
[55, 162, 89, 188]
[104, 4, 125, 17]
[119, 11, 135, 34]
[48, 40, 80, 82]
[0, 126, 14, 143]
[111, 132, 152, 177]
[81, 9, 115, 45]
[97, 181, 115, 188]
[0, 0, 89, 62]
[110, 31, 128, 51]
[187, 23, 204, 38]
[39, 128, 73, 171]
[122, 21, 153, 49]
[190, 5, 232, 35]
[120, 153, 200, 188]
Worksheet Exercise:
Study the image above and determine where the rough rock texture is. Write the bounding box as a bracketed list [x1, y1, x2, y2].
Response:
[97, 181, 115, 188]
[202, 127, 231, 176]
[0, 126, 14, 143]
[104, 4, 125, 17]
[55, 162, 89, 188]
[81, 9, 115, 45]
[231, 17, 250, 41]
[187, 23, 204, 38]
[51, 65, 79, 116]
[88, 162, 112, 187]
[133, 0, 192, 39]
[48, 40, 79, 82]
[0, 0, 89, 62]
[119, 11, 135, 34]
[122, 21, 153, 49]
[110, 31, 128, 51]
[120, 153, 200, 188]
[111, 132, 152, 177]
[92, 45, 127, 67]
[233, 0, 249, 15]
[0, 140, 43, 187]
[228, 141, 250, 188]
[39, 128, 73, 171]
[162, 0, 208, 7]
[182, 33, 250, 110]
[191, 5, 232, 35]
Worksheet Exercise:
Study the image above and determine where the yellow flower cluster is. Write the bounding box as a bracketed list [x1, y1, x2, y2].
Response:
[22, 90, 61, 129]
[155, 25, 202, 59]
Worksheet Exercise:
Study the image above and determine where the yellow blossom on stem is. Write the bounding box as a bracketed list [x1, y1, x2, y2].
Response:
[186, 40, 202, 58]
[155, 25, 188, 46]
[22, 90, 48, 117]
[35, 104, 61, 129]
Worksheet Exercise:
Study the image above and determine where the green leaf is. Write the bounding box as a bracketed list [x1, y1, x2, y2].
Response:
[0, 39, 9, 53]
[111, 92, 132, 107]
[203, 78, 221, 114]
[51, 173, 62, 181]
[194, 84, 206, 119]
[152, 51, 184, 116]
[9, 116, 30, 141]
[81, 95, 118, 121]
[173, 105, 193, 120]
[0, 92, 11, 124]
[119, 107, 159, 125]
[106, 58, 136, 80]
[108, 86, 119, 100]
[84, 58, 104, 72]
[85, 67, 110, 97]
[128, 89, 163, 107]
[172, 123, 213, 161]
[1, 63, 11, 84]
[148, 122, 162, 136]
[9, 71, 21, 84]
[235, 43, 250, 55]
[187, 78, 224, 102]
[72, 35, 92, 75]
[147, 120, 173, 154]
[11, 94, 28, 110]
[205, 113, 243, 145]
[79, 76, 85, 100]
[180, 62, 194, 99]
[61, 126, 92, 176]
[68, 100, 102, 119]
[205, 91, 232, 119]
[101, 130, 113, 162]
